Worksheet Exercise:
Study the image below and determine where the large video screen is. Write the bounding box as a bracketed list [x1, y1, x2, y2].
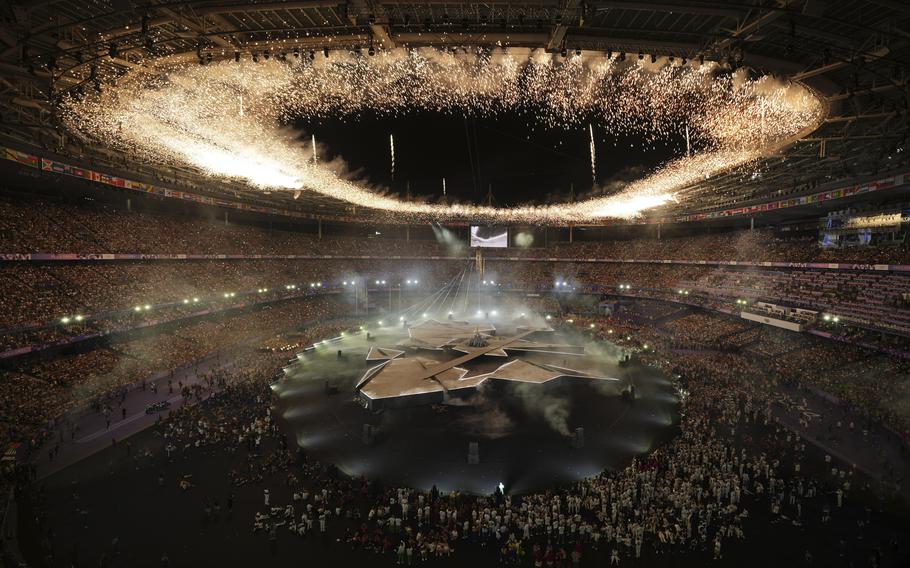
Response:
[470, 226, 508, 248]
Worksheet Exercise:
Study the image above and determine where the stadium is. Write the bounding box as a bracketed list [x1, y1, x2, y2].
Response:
[0, 0, 909, 566]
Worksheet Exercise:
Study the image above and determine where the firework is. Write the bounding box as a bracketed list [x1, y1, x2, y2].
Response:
[60, 47, 824, 222]
[390, 133, 395, 182]
[589, 124, 597, 188]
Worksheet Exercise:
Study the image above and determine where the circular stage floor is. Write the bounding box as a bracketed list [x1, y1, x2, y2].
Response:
[273, 325, 679, 494]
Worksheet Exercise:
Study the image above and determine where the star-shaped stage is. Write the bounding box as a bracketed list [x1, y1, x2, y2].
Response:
[356, 319, 617, 407]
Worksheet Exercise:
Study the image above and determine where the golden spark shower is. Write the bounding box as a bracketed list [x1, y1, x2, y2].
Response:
[60, 47, 824, 222]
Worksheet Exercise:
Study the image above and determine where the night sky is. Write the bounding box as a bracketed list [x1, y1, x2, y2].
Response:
[297, 110, 685, 206]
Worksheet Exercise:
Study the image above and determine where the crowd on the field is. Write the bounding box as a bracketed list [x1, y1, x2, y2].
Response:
[125, 307, 902, 567]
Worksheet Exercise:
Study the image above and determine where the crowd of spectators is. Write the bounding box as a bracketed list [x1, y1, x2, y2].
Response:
[0, 296, 348, 455]
[28, 303, 902, 567]
[3, 196, 910, 264]
[580, 307, 910, 447]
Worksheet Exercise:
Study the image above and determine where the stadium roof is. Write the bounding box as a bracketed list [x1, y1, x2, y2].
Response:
[0, 0, 908, 223]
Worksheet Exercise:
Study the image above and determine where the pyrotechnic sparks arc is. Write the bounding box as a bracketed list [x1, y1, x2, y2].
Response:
[60, 47, 825, 222]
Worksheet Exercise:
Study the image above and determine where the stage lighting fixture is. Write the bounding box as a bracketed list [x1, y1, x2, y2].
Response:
[61, 316, 71, 324]
[638, 50, 643, 60]
[252, 52, 259, 62]
[669, 54, 675, 62]
[234, 51, 240, 62]
[369, 46, 375, 56]
[681, 57, 687, 65]
[699, 54, 705, 65]
[323, 47, 329, 58]
[561, 47, 568, 58]
[263, 50, 270, 60]
[293, 48, 300, 58]
[606, 49, 612, 59]
[651, 53, 656, 63]
[575, 47, 581, 56]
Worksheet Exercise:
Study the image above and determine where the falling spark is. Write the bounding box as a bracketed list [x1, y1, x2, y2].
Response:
[685, 124, 691, 157]
[390, 133, 395, 181]
[442, 177, 446, 197]
[589, 123, 597, 187]
[311, 134, 317, 164]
